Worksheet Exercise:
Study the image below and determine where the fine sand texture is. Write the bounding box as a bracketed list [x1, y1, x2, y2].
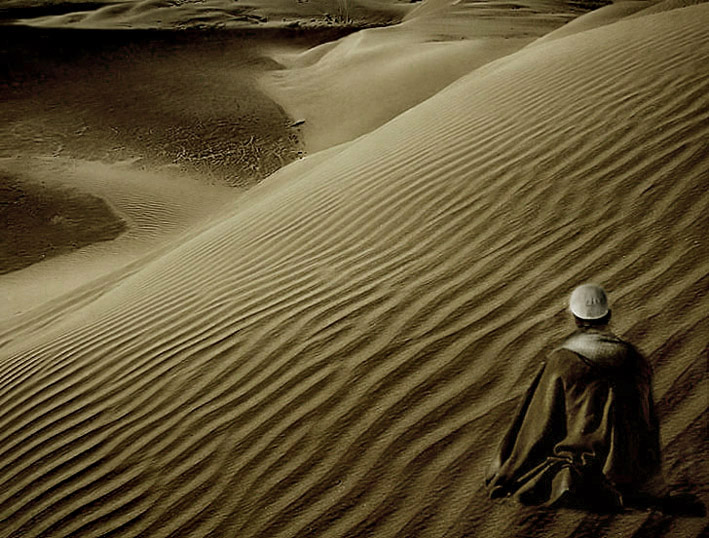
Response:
[1, 1, 708, 538]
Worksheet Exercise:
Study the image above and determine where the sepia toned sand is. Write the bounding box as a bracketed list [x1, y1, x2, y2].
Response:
[1, 1, 708, 537]
[0, 169, 127, 275]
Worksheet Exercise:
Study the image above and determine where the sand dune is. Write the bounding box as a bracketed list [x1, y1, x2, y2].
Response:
[0, 157, 236, 320]
[530, 1, 652, 45]
[1, 2, 708, 538]
[0, 22, 343, 316]
[5, 0, 404, 29]
[262, 0, 591, 152]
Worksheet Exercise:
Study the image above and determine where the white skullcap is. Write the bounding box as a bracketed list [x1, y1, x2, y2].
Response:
[569, 283, 609, 320]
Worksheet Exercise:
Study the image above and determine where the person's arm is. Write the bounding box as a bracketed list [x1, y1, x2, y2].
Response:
[485, 361, 547, 496]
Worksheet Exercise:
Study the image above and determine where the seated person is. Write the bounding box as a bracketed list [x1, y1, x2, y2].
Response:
[485, 284, 663, 510]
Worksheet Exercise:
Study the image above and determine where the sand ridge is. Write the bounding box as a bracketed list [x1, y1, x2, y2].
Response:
[261, 0, 598, 152]
[1, 2, 708, 537]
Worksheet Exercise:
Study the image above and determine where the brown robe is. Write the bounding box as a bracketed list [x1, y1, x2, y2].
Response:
[485, 329, 662, 509]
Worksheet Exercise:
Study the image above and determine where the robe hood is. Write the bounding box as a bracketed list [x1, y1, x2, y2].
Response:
[561, 330, 633, 369]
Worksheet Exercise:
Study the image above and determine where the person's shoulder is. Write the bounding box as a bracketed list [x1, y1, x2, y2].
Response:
[618, 339, 654, 379]
[545, 346, 589, 374]
[605, 334, 649, 369]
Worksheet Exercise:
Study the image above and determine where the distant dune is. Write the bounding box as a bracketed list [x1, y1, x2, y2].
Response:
[261, 0, 598, 152]
[0, 21, 353, 316]
[0, 1, 707, 538]
[1, 0, 405, 29]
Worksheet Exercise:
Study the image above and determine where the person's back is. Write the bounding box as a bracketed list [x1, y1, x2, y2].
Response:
[485, 284, 662, 510]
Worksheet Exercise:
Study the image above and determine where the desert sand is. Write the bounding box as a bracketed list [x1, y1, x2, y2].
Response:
[0, 0, 707, 537]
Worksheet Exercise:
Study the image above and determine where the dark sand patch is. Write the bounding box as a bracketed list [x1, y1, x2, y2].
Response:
[0, 26, 355, 187]
[0, 172, 126, 274]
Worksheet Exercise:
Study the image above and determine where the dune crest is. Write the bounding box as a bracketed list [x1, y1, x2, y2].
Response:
[262, 0, 596, 152]
[1, 3, 708, 538]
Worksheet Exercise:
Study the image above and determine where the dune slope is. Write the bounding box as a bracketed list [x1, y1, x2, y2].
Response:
[0, 157, 236, 320]
[262, 0, 592, 152]
[1, 4, 708, 538]
[0, 170, 126, 275]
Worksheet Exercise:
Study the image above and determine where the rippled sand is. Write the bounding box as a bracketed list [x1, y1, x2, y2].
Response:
[1, 1, 707, 537]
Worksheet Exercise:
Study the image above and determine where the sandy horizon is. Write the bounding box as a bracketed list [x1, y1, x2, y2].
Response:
[1, 1, 707, 537]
